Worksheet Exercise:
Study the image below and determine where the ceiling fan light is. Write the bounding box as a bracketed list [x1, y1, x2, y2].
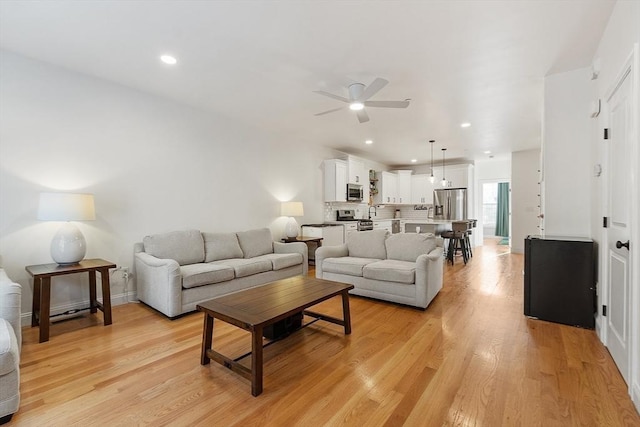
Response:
[349, 102, 364, 111]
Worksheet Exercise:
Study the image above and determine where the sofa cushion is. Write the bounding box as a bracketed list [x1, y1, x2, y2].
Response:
[143, 229, 204, 266]
[236, 228, 274, 259]
[0, 318, 19, 376]
[203, 232, 244, 262]
[363, 259, 416, 284]
[212, 258, 273, 278]
[180, 264, 235, 289]
[255, 253, 303, 271]
[323, 257, 381, 277]
[347, 229, 388, 260]
[385, 233, 437, 262]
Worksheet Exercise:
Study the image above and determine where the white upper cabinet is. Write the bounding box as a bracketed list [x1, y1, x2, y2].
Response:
[411, 174, 433, 204]
[347, 156, 366, 185]
[432, 164, 473, 189]
[395, 170, 412, 204]
[375, 171, 398, 204]
[324, 159, 347, 202]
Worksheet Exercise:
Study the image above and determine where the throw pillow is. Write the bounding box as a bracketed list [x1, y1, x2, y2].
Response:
[347, 229, 388, 259]
[203, 232, 244, 262]
[236, 228, 274, 258]
[385, 233, 437, 262]
[143, 229, 204, 266]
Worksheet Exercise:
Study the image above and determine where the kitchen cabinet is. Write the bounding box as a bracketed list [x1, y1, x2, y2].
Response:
[347, 156, 366, 185]
[432, 164, 473, 189]
[324, 159, 347, 202]
[375, 171, 398, 204]
[343, 223, 358, 242]
[395, 170, 412, 204]
[373, 220, 392, 233]
[411, 174, 433, 204]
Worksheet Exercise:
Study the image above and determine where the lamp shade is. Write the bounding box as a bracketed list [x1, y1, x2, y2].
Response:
[281, 201, 304, 217]
[37, 192, 95, 265]
[38, 193, 96, 221]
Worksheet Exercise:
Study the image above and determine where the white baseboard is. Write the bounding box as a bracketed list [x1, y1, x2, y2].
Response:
[20, 291, 139, 327]
[632, 383, 640, 414]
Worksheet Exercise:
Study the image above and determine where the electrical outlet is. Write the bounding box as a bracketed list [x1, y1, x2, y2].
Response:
[115, 266, 130, 281]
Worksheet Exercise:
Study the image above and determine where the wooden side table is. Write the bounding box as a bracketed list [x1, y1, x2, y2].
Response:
[25, 258, 116, 343]
[281, 236, 323, 265]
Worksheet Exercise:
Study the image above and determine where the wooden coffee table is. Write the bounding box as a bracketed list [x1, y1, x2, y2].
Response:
[197, 276, 354, 396]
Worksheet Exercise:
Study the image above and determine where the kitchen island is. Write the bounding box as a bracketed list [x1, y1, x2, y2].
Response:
[401, 220, 452, 236]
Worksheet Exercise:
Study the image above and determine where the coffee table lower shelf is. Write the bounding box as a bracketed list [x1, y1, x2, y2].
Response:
[197, 277, 353, 396]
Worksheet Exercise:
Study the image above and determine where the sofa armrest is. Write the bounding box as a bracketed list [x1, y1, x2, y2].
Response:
[315, 244, 349, 278]
[415, 246, 444, 308]
[273, 241, 308, 275]
[0, 269, 21, 351]
[134, 252, 183, 317]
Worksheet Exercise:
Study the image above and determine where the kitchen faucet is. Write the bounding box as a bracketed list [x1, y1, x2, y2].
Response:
[368, 206, 377, 219]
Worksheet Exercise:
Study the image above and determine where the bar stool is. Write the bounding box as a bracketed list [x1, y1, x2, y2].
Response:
[465, 219, 477, 258]
[441, 230, 469, 265]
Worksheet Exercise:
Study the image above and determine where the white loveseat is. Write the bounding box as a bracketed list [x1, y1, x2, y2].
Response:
[315, 230, 443, 309]
[134, 228, 307, 318]
[0, 269, 21, 424]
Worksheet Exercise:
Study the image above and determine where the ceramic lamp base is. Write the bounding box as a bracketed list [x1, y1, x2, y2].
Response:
[284, 217, 299, 238]
[51, 222, 87, 265]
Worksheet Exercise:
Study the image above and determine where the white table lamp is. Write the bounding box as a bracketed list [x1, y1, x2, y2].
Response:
[38, 192, 96, 265]
[281, 201, 304, 238]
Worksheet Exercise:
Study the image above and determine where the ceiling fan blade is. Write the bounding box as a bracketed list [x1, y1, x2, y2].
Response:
[356, 109, 370, 123]
[314, 107, 344, 116]
[364, 100, 410, 108]
[359, 78, 389, 101]
[313, 90, 350, 103]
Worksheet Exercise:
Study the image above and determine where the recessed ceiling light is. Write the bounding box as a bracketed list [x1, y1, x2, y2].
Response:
[160, 55, 177, 65]
[460, 122, 471, 128]
[349, 102, 364, 111]
[365, 139, 373, 145]
[484, 150, 492, 154]
[411, 159, 417, 163]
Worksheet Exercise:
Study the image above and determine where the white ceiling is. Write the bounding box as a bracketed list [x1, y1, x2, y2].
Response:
[0, 0, 615, 166]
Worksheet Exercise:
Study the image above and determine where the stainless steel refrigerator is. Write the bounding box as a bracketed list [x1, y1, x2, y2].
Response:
[433, 188, 467, 220]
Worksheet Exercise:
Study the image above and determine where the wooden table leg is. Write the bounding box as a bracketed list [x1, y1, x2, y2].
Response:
[89, 271, 97, 314]
[342, 291, 352, 335]
[201, 314, 213, 365]
[100, 268, 113, 325]
[251, 326, 264, 396]
[40, 277, 51, 343]
[31, 277, 41, 327]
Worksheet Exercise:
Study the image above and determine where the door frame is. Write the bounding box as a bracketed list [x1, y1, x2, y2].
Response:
[599, 44, 640, 407]
[475, 178, 511, 245]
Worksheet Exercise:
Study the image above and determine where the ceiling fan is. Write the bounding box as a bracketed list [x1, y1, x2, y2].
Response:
[314, 78, 410, 123]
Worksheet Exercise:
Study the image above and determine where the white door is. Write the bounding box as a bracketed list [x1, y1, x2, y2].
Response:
[605, 67, 633, 385]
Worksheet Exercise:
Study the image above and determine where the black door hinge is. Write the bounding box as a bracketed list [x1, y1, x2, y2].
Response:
[603, 217, 608, 228]
[604, 128, 609, 140]
[603, 305, 607, 316]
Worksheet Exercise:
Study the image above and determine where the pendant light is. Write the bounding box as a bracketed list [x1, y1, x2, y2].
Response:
[441, 148, 447, 187]
[429, 140, 435, 183]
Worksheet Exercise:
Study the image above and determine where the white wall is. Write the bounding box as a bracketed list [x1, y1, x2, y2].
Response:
[591, 0, 640, 409]
[0, 51, 334, 319]
[511, 149, 541, 254]
[542, 67, 593, 237]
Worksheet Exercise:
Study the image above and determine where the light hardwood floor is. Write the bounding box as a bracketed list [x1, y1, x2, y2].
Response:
[13, 243, 640, 426]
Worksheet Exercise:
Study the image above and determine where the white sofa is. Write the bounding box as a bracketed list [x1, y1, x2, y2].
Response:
[315, 230, 443, 309]
[134, 228, 308, 318]
[0, 269, 21, 424]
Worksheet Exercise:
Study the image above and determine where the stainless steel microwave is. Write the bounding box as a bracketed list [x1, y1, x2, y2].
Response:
[347, 183, 363, 202]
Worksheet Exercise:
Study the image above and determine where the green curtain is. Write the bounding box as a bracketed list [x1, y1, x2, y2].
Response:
[495, 182, 510, 237]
